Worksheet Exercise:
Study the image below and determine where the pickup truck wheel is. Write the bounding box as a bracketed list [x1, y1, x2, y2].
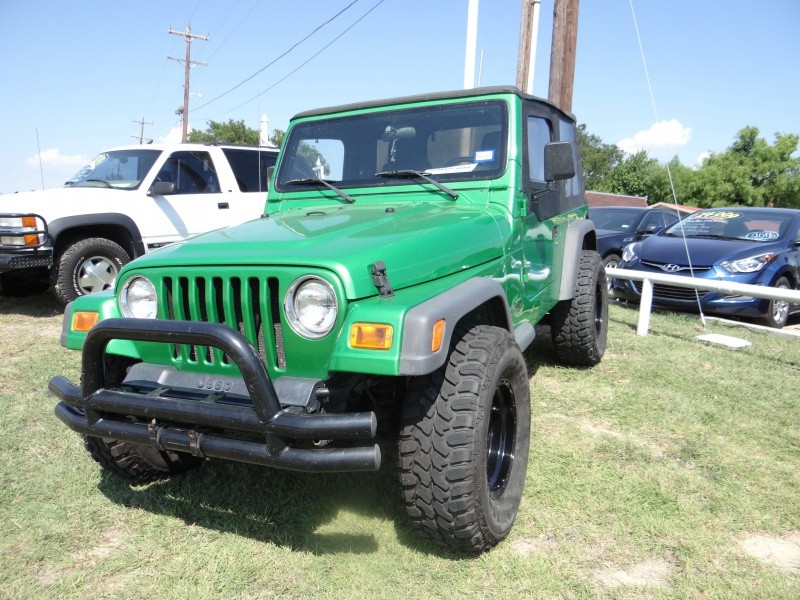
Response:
[53, 237, 130, 305]
[399, 325, 531, 552]
[551, 249, 608, 366]
[82, 355, 203, 483]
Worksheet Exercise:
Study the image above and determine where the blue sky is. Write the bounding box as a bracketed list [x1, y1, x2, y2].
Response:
[1, 0, 798, 194]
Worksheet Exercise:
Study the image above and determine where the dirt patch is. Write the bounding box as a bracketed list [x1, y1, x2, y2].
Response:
[741, 532, 800, 573]
[511, 534, 558, 556]
[72, 525, 129, 564]
[593, 558, 673, 589]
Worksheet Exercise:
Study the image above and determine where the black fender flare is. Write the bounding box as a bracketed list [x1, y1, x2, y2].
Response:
[399, 278, 518, 376]
[49, 213, 145, 258]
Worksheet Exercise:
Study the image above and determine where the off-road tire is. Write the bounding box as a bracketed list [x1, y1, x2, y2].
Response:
[399, 325, 531, 553]
[763, 276, 791, 329]
[551, 249, 608, 366]
[84, 436, 203, 484]
[82, 354, 203, 483]
[53, 237, 130, 306]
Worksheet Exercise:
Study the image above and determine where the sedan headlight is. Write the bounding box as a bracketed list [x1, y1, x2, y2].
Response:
[284, 276, 338, 339]
[621, 243, 638, 263]
[119, 276, 158, 319]
[719, 252, 777, 274]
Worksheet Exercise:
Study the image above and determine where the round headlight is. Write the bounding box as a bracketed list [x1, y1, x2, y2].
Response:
[119, 276, 158, 319]
[284, 276, 338, 339]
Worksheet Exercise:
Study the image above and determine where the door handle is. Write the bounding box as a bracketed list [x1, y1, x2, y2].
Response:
[218, 202, 229, 209]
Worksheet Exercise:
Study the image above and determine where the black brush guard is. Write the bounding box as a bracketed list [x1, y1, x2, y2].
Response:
[50, 318, 380, 472]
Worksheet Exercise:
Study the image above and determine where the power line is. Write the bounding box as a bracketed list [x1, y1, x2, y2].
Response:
[214, 0, 387, 117]
[193, 1, 359, 112]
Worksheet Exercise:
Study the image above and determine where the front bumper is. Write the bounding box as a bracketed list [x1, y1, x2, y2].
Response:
[611, 275, 771, 318]
[0, 248, 53, 271]
[50, 318, 381, 472]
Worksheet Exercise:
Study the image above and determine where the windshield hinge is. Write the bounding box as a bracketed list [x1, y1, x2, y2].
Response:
[371, 261, 394, 298]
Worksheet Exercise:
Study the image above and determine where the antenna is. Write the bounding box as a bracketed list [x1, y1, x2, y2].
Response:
[35, 128, 45, 190]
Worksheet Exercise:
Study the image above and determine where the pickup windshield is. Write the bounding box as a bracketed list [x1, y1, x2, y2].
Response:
[65, 149, 161, 189]
[275, 100, 508, 194]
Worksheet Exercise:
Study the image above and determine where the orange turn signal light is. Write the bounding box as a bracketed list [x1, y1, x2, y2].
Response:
[22, 216, 39, 246]
[72, 311, 100, 332]
[349, 323, 393, 350]
[431, 319, 446, 352]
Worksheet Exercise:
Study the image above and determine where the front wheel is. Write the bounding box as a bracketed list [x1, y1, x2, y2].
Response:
[551, 249, 608, 366]
[53, 237, 130, 306]
[399, 325, 531, 553]
[763, 276, 791, 328]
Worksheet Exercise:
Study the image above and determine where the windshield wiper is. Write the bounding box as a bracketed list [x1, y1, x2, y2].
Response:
[84, 178, 113, 188]
[375, 170, 458, 200]
[287, 178, 354, 203]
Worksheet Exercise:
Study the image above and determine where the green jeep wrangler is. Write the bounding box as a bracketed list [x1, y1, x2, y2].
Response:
[50, 86, 607, 553]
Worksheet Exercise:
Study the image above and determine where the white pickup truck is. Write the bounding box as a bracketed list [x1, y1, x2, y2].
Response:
[0, 143, 278, 304]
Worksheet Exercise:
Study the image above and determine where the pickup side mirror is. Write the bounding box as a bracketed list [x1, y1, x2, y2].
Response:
[148, 181, 176, 196]
[266, 166, 274, 192]
[543, 141, 576, 182]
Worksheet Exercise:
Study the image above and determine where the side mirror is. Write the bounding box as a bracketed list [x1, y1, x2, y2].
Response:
[266, 166, 274, 192]
[148, 181, 176, 196]
[543, 141, 576, 182]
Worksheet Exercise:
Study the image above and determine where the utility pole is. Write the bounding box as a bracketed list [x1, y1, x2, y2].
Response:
[167, 24, 208, 143]
[131, 116, 153, 144]
[516, 0, 541, 94]
[547, 0, 579, 112]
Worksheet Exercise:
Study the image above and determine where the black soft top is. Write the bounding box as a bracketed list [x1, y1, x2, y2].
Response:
[292, 86, 576, 122]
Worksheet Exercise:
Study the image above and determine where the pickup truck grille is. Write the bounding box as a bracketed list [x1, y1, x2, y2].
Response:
[161, 275, 286, 369]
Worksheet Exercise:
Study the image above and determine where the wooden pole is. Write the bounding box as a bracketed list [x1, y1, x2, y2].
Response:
[548, 0, 579, 111]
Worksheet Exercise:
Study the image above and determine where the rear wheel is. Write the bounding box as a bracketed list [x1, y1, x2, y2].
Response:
[763, 276, 791, 329]
[551, 250, 608, 366]
[53, 237, 130, 305]
[399, 325, 531, 553]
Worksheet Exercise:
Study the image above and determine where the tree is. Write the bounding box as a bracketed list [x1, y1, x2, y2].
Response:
[576, 124, 624, 191]
[691, 127, 800, 208]
[188, 119, 259, 145]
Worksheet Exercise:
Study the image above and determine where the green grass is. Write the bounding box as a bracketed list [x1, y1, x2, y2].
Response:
[1, 294, 798, 598]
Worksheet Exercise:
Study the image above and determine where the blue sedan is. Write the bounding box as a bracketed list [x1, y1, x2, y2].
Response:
[612, 207, 800, 328]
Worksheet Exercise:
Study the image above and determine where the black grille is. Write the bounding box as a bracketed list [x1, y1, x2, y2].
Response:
[633, 281, 708, 301]
[161, 275, 285, 369]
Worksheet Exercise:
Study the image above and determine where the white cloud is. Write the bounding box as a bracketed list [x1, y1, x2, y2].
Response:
[695, 151, 711, 166]
[26, 148, 88, 171]
[617, 119, 692, 160]
[158, 124, 192, 144]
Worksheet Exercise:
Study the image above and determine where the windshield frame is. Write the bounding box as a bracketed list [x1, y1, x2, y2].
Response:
[274, 99, 509, 195]
[65, 149, 162, 190]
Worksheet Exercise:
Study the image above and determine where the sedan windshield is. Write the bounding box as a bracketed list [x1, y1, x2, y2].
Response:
[664, 209, 792, 242]
[65, 149, 161, 189]
[275, 100, 508, 193]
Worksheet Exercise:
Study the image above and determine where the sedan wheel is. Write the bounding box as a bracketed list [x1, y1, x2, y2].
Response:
[763, 276, 791, 329]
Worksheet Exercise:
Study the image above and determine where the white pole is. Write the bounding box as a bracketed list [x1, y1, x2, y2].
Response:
[464, 0, 479, 89]
[637, 278, 653, 336]
[526, 0, 541, 94]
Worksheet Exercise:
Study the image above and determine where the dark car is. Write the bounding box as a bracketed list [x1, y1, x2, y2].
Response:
[589, 206, 683, 270]
[612, 207, 800, 328]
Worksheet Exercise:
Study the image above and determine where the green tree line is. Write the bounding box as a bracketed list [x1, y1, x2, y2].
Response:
[190, 118, 799, 209]
[578, 124, 800, 208]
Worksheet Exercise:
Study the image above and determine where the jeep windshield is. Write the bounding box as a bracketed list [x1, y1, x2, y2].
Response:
[275, 100, 508, 194]
[65, 149, 161, 189]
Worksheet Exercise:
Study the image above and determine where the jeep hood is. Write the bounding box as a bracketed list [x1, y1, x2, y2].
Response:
[133, 202, 506, 299]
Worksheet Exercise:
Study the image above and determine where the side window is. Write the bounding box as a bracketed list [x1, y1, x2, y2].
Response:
[222, 148, 277, 192]
[527, 116, 551, 182]
[558, 117, 582, 197]
[156, 151, 220, 194]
